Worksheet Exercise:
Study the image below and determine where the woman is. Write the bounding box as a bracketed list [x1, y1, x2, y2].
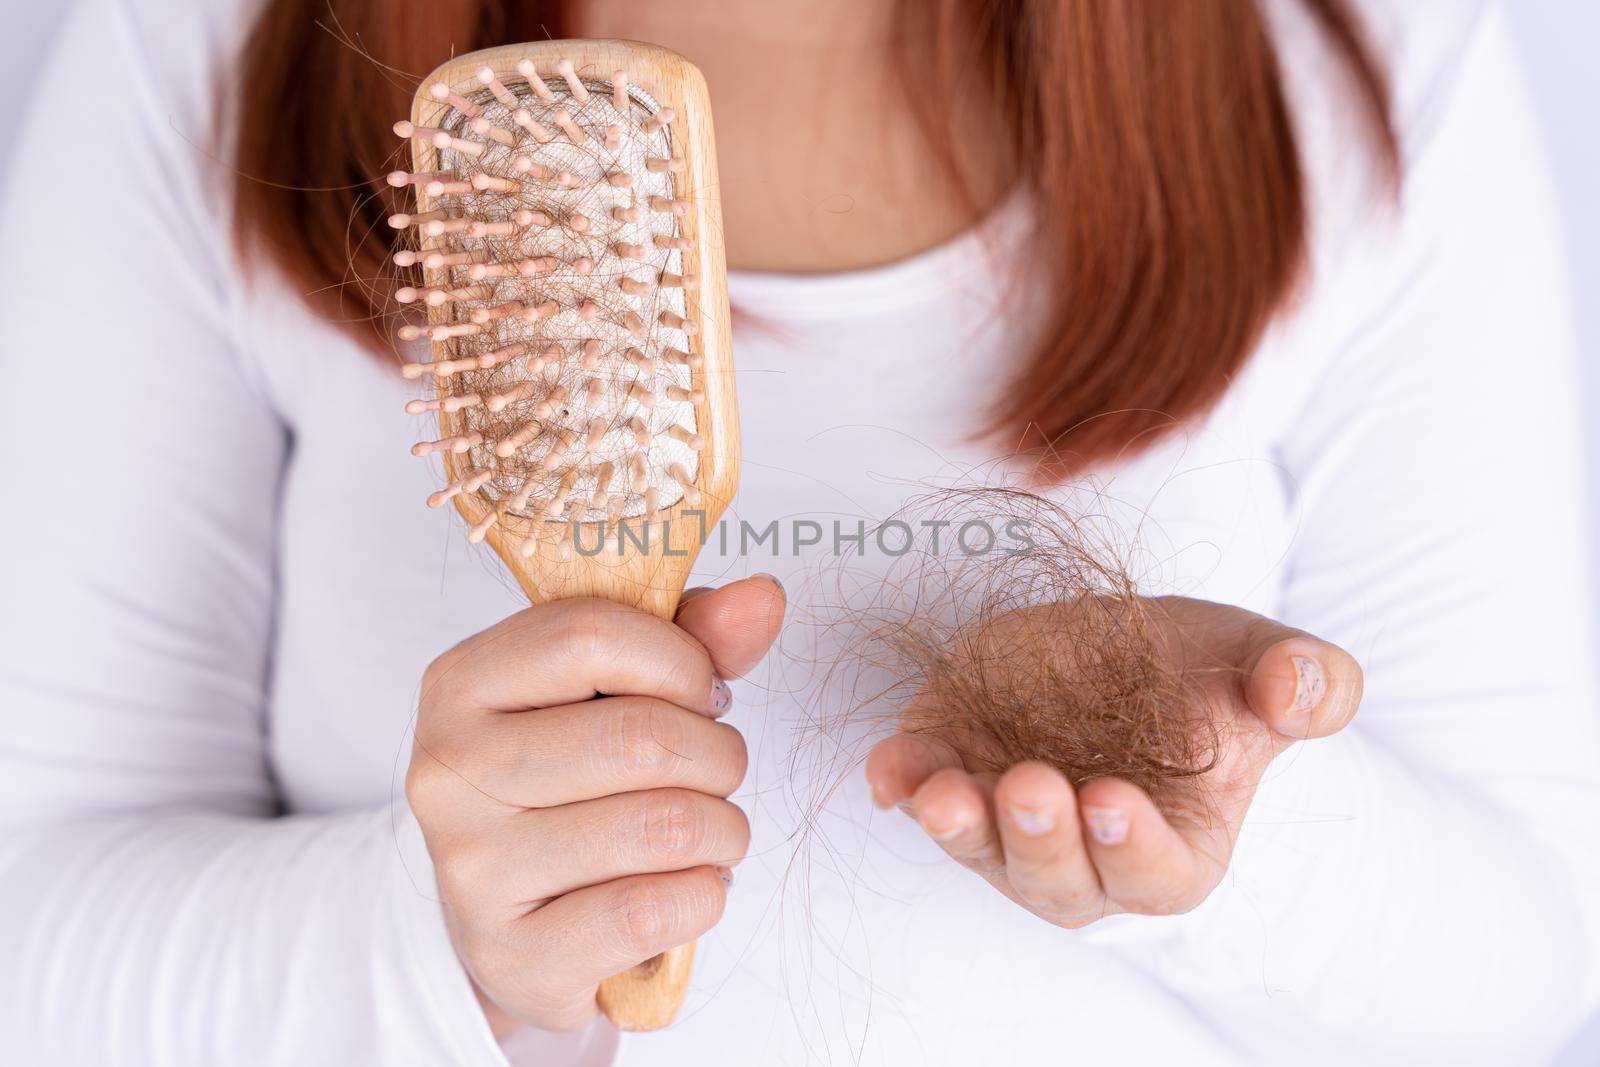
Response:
[1, 0, 1595, 1063]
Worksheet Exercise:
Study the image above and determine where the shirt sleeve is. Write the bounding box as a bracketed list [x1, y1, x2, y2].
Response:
[0, 2, 509, 1062]
[1148, 6, 1600, 1061]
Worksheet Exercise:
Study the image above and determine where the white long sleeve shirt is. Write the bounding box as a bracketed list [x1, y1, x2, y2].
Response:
[1, 0, 1596, 1064]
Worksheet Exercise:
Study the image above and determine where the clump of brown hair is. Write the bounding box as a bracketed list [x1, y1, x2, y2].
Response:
[799, 487, 1220, 817]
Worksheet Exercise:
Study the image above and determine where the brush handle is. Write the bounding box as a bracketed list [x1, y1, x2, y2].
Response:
[596, 941, 698, 1033]
[514, 540, 705, 1029]
[488, 531, 709, 1031]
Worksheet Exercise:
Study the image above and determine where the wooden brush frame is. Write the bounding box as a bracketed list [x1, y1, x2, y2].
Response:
[406, 41, 737, 1030]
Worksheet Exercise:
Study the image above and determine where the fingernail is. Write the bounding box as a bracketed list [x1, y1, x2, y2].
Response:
[753, 572, 785, 598]
[1009, 805, 1055, 837]
[1084, 806, 1128, 845]
[923, 816, 965, 841]
[895, 799, 916, 819]
[1290, 655, 1326, 714]
[716, 865, 734, 890]
[709, 678, 732, 717]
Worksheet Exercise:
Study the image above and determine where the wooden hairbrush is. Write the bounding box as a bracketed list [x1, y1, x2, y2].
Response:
[391, 41, 736, 1031]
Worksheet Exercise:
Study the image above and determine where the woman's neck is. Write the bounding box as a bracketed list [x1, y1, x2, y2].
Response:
[575, 0, 1012, 273]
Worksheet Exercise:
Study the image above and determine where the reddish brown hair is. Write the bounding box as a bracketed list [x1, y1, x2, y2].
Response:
[233, 0, 1396, 473]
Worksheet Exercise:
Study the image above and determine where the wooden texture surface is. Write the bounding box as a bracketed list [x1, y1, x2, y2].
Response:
[409, 40, 735, 1031]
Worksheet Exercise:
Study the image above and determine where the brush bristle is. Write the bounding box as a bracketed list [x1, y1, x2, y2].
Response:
[396, 60, 704, 550]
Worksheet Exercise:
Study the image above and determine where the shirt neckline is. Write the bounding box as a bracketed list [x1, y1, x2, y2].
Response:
[724, 189, 1029, 321]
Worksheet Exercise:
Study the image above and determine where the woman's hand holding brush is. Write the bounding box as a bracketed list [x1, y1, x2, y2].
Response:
[406, 576, 785, 1033]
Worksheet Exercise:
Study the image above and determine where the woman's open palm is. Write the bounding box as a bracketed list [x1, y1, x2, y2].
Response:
[865, 597, 1363, 926]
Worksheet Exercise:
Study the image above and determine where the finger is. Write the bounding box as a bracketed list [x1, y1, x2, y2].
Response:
[417, 696, 749, 810]
[510, 865, 730, 1024]
[993, 762, 1104, 918]
[1149, 598, 1363, 745]
[674, 574, 787, 679]
[492, 789, 749, 904]
[676, 585, 715, 607]
[422, 598, 723, 717]
[1244, 635, 1363, 743]
[912, 767, 1005, 879]
[1076, 777, 1222, 915]
[864, 731, 963, 808]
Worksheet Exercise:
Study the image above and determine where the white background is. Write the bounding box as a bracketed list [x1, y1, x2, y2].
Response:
[1, 0, 1595, 1061]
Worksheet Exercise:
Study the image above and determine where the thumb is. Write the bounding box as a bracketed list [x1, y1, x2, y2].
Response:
[674, 574, 787, 679]
[1240, 625, 1364, 743]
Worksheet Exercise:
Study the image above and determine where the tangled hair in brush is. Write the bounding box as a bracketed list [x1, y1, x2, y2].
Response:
[799, 486, 1221, 818]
